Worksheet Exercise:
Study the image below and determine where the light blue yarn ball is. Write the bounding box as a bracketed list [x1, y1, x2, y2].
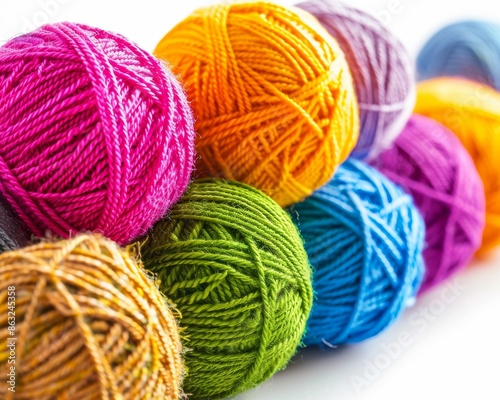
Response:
[417, 20, 500, 90]
[290, 159, 424, 347]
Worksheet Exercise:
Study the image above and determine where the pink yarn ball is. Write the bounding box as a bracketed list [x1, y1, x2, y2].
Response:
[0, 23, 195, 245]
[371, 114, 485, 292]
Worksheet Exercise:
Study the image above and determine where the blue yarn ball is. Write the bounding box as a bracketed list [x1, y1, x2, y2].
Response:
[290, 159, 425, 347]
[417, 20, 500, 90]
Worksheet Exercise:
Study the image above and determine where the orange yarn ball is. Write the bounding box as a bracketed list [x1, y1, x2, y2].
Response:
[155, 2, 359, 207]
[415, 77, 500, 253]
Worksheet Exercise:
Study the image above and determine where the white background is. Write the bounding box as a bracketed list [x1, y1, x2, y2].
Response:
[1, 1, 499, 400]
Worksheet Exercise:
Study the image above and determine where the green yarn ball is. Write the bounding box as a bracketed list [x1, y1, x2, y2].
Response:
[140, 179, 313, 399]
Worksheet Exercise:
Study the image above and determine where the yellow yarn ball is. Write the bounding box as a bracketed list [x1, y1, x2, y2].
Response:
[155, 1, 359, 207]
[416, 77, 500, 253]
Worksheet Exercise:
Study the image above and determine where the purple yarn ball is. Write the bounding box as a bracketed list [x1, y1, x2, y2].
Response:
[296, 0, 415, 160]
[371, 114, 486, 293]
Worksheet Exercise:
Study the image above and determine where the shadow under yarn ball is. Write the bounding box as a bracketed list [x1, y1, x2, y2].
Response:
[140, 179, 313, 400]
[372, 114, 485, 293]
[417, 20, 500, 90]
[0, 235, 183, 400]
[155, 2, 359, 207]
[0, 22, 195, 245]
[290, 159, 424, 347]
[0, 194, 31, 253]
[297, 0, 415, 160]
[416, 77, 500, 254]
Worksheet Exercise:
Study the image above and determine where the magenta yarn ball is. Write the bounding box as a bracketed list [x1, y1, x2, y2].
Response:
[0, 23, 195, 245]
[371, 114, 485, 292]
[297, 0, 415, 160]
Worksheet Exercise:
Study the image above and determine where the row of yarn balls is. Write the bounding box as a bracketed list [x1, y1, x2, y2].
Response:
[0, 0, 498, 399]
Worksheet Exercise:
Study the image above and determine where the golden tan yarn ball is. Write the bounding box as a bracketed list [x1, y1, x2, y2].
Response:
[0, 234, 183, 400]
